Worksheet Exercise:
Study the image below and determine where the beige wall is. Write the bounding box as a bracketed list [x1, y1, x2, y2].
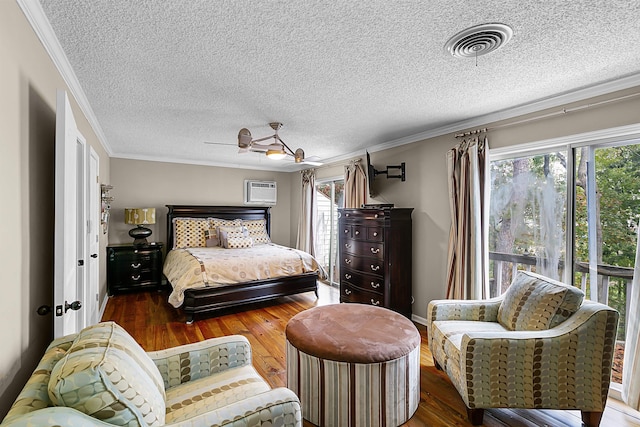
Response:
[108, 159, 295, 247]
[0, 1, 111, 418]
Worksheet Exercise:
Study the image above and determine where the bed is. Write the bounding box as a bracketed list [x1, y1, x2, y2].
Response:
[164, 205, 320, 322]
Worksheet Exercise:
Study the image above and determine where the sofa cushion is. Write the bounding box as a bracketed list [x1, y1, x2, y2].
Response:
[164, 364, 271, 423]
[48, 322, 165, 426]
[497, 271, 584, 331]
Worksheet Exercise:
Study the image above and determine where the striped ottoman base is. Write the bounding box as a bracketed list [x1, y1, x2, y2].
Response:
[285, 304, 420, 427]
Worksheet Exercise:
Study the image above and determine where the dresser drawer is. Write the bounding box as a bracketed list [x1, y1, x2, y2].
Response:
[340, 284, 384, 307]
[342, 240, 384, 258]
[110, 269, 156, 286]
[342, 254, 384, 276]
[340, 209, 387, 221]
[340, 268, 384, 293]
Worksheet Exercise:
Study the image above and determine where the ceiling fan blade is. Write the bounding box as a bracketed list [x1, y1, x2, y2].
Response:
[238, 128, 252, 148]
[203, 141, 235, 146]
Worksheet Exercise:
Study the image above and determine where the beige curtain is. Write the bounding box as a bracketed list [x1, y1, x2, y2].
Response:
[623, 225, 640, 410]
[296, 169, 316, 256]
[445, 136, 490, 300]
[344, 159, 367, 208]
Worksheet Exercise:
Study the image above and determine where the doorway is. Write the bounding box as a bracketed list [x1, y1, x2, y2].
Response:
[315, 178, 344, 286]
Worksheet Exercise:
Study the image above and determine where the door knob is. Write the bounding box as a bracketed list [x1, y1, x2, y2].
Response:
[36, 305, 51, 316]
[64, 300, 82, 313]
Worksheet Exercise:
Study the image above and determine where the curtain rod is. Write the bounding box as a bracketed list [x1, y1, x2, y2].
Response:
[455, 91, 640, 138]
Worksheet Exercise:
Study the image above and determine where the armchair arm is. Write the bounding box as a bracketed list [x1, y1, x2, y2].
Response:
[1, 407, 116, 426]
[165, 387, 302, 427]
[456, 301, 619, 411]
[427, 297, 502, 341]
[147, 335, 252, 388]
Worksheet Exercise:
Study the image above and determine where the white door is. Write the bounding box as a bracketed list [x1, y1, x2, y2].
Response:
[87, 147, 100, 325]
[54, 90, 83, 337]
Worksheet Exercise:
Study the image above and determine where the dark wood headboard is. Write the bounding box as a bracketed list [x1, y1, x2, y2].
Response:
[165, 205, 271, 250]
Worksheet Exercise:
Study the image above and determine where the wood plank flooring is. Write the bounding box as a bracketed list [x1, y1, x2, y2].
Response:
[102, 283, 640, 427]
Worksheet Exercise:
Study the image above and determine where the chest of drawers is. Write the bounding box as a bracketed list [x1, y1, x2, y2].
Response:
[338, 207, 413, 318]
[107, 243, 163, 295]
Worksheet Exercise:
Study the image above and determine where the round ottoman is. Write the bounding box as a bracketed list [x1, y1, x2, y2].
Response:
[285, 304, 421, 427]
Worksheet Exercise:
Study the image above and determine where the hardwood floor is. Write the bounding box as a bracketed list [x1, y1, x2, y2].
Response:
[102, 283, 640, 427]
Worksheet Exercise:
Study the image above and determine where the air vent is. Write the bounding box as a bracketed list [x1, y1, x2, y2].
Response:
[444, 23, 513, 58]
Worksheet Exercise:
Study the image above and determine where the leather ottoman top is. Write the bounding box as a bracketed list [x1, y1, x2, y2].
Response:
[285, 304, 420, 363]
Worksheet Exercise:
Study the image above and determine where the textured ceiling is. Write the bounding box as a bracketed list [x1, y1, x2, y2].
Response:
[36, 0, 640, 171]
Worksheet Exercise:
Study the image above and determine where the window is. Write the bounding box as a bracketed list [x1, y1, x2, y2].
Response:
[489, 137, 640, 386]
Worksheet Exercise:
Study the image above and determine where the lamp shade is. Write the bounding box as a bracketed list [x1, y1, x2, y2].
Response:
[125, 208, 156, 225]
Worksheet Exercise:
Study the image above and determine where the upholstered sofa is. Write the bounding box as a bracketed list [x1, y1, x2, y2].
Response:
[427, 271, 619, 427]
[1, 321, 301, 426]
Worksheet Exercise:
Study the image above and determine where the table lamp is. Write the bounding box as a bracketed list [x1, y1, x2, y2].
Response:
[125, 208, 156, 245]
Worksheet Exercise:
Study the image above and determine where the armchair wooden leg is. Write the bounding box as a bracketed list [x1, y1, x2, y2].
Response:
[581, 410, 603, 427]
[467, 407, 484, 425]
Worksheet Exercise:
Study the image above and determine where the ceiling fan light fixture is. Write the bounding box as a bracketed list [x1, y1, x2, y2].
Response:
[266, 147, 287, 160]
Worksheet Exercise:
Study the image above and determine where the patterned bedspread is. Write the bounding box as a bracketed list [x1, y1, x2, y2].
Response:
[163, 243, 323, 307]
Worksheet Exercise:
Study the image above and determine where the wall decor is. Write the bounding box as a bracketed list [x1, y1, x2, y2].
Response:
[100, 184, 113, 234]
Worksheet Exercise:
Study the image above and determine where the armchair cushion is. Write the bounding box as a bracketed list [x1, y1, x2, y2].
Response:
[497, 271, 584, 331]
[48, 322, 166, 426]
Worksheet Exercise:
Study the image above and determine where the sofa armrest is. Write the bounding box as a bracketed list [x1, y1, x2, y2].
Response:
[457, 301, 619, 410]
[147, 335, 252, 388]
[165, 387, 302, 427]
[427, 297, 502, 340]
[1, 407, 116, 426]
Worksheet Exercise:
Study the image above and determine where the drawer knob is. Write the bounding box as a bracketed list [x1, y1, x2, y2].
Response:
[131, 263, 141, 269]
[370, 247, 380, 254]
[345, 259, 352, 264]
[371, 299, 380, 306]
[355, 230, 360, 235]
[344, 229, 349, 233]
[345, 244, 352, 249]
[370, 265, 380, 271]
[131, 275, 141, 281]
[346, 213, 350, 217]
[345, 274, 352, 280]
[371, 281, 380, 289]
[373, 232, 378, 237]
[374, 214, 378, 218]
[345, 289, 352, 295]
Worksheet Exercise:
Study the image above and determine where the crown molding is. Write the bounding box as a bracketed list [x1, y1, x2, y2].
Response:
[17, 0, 113, 156]
[110, 153, 291, 172]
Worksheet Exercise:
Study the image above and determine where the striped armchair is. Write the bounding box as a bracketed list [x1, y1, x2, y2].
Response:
[2, 321, 301, 427]
[427, 271, 619, 427]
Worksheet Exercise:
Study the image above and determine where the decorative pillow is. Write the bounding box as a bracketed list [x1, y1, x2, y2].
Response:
[497, 271, 584, 331]
[242, 218, 271, 244]
[173, 217, 210, 249]
[223, 231, 254, 249]
[217, 226, 248, 248]
[48, 321, 165, 426]
[204, 229, 219, 247]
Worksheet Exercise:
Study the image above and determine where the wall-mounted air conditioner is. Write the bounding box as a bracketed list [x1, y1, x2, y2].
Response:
[244, 180, 277, 205]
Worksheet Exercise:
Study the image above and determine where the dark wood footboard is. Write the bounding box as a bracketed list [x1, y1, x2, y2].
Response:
[182, 272, 318, 323]
[166, 205, 319, 322]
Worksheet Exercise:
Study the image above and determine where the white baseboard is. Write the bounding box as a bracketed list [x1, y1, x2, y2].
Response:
[411, 313, 428, 326]
[98, 294, 109, 322]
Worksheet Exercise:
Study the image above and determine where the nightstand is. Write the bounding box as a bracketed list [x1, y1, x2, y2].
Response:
[107, 243, 163, 295]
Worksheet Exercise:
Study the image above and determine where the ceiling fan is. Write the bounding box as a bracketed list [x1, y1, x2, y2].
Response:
[205, 122, 323, 166]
